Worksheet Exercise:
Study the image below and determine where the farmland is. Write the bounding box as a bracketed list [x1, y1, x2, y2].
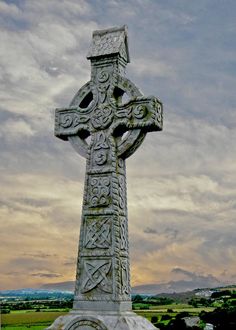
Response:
[0, 307, 211, 329]
[1, 311, 67, 329]
[1, 287, 236, 329]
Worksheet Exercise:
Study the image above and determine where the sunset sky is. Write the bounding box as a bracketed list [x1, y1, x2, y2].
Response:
[0, 0, 236, 291]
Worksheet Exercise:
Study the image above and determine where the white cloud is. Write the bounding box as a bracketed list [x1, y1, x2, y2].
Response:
[0, 0, 97, 138]
[0, 119, 35, 139]
[0, 1, 21, 17]
[130, 57, 175, 78]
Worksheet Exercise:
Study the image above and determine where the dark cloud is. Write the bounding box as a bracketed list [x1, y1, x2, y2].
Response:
[143, 227, 157, 234]
[9, 257, 49, 271]
[151, 209, 190, 216]
[4, 272, 22, 277]
[163, 228, 179, 239]
[143, 226, 178, 239]
[17, 198, 51, 208]
[0, 109, 21, 121]
[63, 257, 76, 267]
[22, 252, 57, 259]
[31, 272, 61, 278]
[172, 267, 220, 285]
[63, 261, 75, 267]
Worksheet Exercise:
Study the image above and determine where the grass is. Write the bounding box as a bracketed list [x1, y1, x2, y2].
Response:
[2, 326, 46, 330]
[11, 309, 69, 313]
[149, 307, 214, 313]
[1, 311, 68, 326]
[0, 305, 214, 328]
[135, 307, 214, 323]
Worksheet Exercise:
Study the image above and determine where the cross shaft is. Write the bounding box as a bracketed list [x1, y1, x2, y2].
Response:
[54, 26, 163, 313]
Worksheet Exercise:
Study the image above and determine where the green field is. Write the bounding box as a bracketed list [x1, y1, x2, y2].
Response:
[136, 308, 213, 319]
[0, 306, 214, 329]
[1, 311, 68, 328]
[1, 327, 46, 330]
[2, 285, 236, 329]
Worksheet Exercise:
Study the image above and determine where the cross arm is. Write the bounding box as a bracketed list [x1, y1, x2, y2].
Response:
[114, 96, 163, 133]
[55, 107, 90, 140]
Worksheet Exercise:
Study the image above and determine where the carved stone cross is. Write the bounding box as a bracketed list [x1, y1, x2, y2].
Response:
[53, 25, 163, 329]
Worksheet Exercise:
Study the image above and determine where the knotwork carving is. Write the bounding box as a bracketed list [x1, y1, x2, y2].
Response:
[118, 175, 125, 209]
[93, 132, 109, 165]
[94, 132, 109, 150]
[81, 259, 112, 293]
[153, 97, 162, 124]
[121, 258, 129, 295]
[59, 112, 89, 129]
[120, 216, 128, 250]
[98, 84, 109, 103]
[84, 217, 111, 249]
[116, 107, 132, 119]
[91, 106, 113, 130]
[88, 176, 110, 207]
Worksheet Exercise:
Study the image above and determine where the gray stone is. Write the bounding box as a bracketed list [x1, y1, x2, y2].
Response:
[47, 312, 158, 330]
[183, 316, 200, 328]
[204, 324, 214, 330]
[48, 25, 163, 329]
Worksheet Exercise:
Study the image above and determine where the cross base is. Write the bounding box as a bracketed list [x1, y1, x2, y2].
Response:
[73, 300, 132, 312]
[46, 310, 159, 330]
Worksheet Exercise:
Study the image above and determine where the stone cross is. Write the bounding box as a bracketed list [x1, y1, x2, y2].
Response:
[53, 25, 163, 329]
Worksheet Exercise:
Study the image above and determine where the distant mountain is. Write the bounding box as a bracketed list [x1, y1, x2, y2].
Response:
[1, 283, 235, 301]
[40, 281, 75, 292]
[0, 288, 73, 299]
[132, 280, 220, 294]
[2, 278, 233, 296]
[38, 278, 227, 294]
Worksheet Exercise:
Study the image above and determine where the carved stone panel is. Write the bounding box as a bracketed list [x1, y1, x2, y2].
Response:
[92, 132, 110, 167]
[81, 258, 113, 294]
[118, 175, 126, 209]
[91, 106, 113, 130]
[84, 216, 111, 249]
[88, 175, 110, 207]
[93, 149, 108, 166]
[120, 258, 130, 295]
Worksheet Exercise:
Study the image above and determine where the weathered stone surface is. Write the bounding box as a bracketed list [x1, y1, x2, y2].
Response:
[48, 25, 163, 329]
[47, 311, 157, 330]
[183, 316, 200, 328]
[87, 26, 130, 62]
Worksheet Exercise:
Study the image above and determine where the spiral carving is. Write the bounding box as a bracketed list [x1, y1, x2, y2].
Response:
[133, 104, 147, 119]
[60, 114, 73, 128]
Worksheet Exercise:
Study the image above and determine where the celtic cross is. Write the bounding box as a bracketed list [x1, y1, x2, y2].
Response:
[55, 26, 163, 313]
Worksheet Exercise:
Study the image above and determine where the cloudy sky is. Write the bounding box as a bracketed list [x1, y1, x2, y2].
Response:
[0, 0, 236, 291]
